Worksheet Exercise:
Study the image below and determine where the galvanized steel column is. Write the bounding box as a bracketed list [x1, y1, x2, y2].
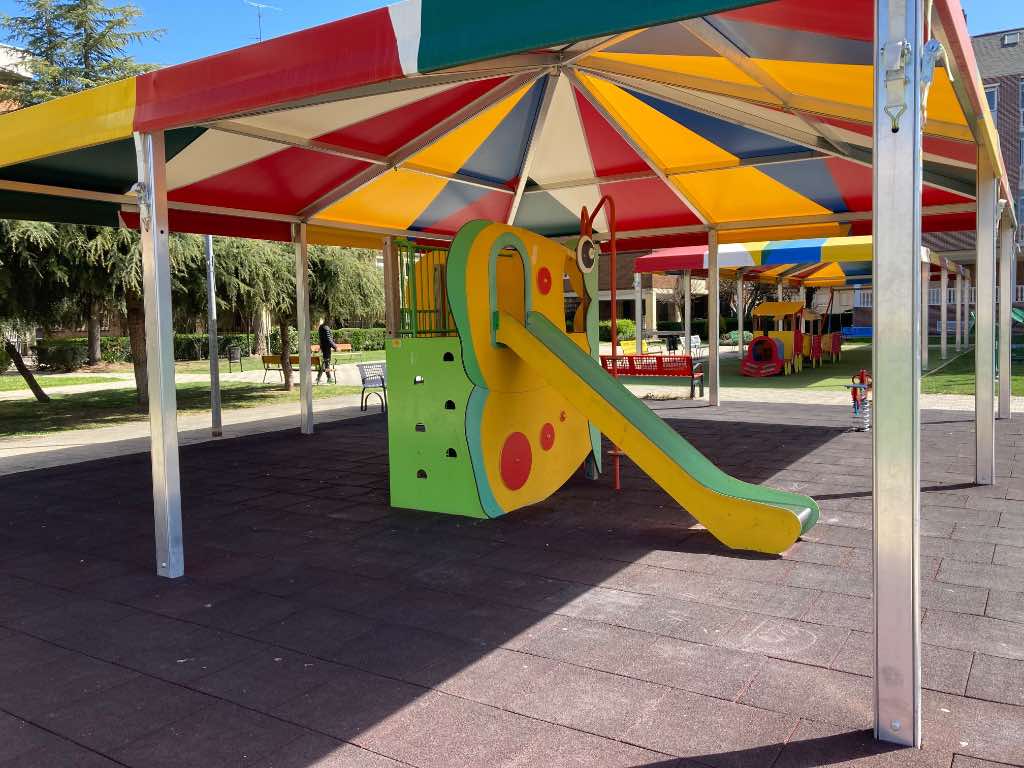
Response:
[708, 231, 720, 406]
[871, 0, 922, 746]
[777, 282, 784, 329]
[634, 272, 643, 351]
[295, 223, 314, 435]
[921, 262, 929, 370]
[940, 266, 948, 360]
[998, 216, 1013, 419]
[955, 273, 962, 351]
[205, 235, 223, 437]
[134, 131, 184, 579]
[683, 269, 692, 356]
[736, 271, 745, 359]
[975, 156, 997, 483]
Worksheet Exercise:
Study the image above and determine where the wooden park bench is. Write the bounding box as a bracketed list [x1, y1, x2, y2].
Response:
[261, 353, 322, 382]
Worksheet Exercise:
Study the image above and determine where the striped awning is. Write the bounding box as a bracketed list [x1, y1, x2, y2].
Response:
[0, 0, 1009, 247]
[633, 235, 967, 287]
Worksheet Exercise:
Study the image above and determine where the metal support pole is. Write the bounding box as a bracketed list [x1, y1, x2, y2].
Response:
[683, 269, 692, 355]
[736, 271, 745, 359]
[633, 272, 643, 352]
[205, 235, 223, 438]
[871, 0, 922, 746]
[998, 217, 1013, 419]
[708, 231, 720, 406]
[965, 274, 972, 345]
[134, 131, 184, 579]
[921, 262, 929, 371]
[648, 282, 657, 340]
[955, 273, 962, 351]
[383, 236, 400, 337]
[777, 282, 784, 330]
[940, 266, 948, 360]
[975, 156, 997, 483]
[295, 223, 314, 435]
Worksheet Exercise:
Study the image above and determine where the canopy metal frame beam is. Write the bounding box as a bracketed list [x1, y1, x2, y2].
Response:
[568, 68, 712, 226]
[522, 149, 825, 195]
[298, 69, 545, 220]
[134, 130, 184, 580]
[680, 17, 857, 157]
[579, 66, 976, 199]
[871, 0, 923, 747]
[507, 73, 557, 224]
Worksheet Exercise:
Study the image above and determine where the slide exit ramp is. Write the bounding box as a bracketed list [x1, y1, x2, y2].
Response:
[495, 311, 819, 554]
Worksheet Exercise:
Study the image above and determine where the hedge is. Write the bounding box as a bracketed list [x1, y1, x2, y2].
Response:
[36, 339, 89, 371]
[598, 319, 636, 342]
[0, 347, 10, 375]
[269, 327, 385, 354]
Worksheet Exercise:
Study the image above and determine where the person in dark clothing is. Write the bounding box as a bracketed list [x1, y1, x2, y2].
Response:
[317, 318, 337, 384]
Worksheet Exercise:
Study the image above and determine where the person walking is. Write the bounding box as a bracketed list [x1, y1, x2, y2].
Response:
[317, 317, 337, 384]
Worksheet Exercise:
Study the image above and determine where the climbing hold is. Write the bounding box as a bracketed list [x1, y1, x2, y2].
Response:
[559, 411, 567, 422]
[536, 267, 552, 295]
[499, 432, 532, 491]
[540, 422, 555, 451]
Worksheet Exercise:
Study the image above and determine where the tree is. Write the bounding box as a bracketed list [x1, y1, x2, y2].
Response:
[0, 220, 60, 402]
[309, 247, 384, 327]
[1, 0, 161, 106]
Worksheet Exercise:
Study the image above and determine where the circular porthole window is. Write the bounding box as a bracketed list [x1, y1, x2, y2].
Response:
[576, 236, 598, 274]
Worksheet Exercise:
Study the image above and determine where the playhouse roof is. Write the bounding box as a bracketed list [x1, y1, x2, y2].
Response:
[0, 0, 1011, 247]
[752, 301, 806, 318]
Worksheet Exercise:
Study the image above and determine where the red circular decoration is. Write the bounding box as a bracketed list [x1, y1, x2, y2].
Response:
[500, 432, 532, 491]
[540, 423, 556, 451]
[536, 267, 552, 295]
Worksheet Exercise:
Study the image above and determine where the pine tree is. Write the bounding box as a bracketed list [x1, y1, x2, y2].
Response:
[1, 0, 161, 106]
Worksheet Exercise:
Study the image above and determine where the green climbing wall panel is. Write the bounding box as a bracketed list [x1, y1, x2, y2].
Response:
[386, 336, 486, 518]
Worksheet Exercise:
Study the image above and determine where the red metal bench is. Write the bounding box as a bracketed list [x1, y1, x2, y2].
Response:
[600, 354, 705, 398]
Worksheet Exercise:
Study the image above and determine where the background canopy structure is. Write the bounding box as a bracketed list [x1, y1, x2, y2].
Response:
[633, 235, 967, 287]
[0, 0, 1012, 249]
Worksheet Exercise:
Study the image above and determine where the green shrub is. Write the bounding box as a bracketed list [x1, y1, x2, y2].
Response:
[0, 347, 10, 374]
[720, 330, 754, 345]
[36, 339, 88, 371]
[598, 319, 636, 342]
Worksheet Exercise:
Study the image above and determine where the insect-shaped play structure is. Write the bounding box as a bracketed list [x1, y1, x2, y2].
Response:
[386, 215, 820, 554]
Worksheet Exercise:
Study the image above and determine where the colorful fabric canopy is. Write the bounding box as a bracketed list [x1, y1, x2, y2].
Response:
[632, 235, 966, 287]
[0, 0, 1007, 247]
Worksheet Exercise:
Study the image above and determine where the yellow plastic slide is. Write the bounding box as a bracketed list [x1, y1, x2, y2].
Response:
[495, 310, 819, 554]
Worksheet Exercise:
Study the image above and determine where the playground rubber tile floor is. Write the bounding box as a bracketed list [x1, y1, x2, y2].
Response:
[0, 401, 1023, 767]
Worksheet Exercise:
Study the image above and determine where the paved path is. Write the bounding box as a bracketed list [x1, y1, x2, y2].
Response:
[0, 394, 368, 476]
[0, 361, 370, 401]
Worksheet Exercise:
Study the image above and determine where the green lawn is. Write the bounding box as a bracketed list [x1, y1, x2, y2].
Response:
[620, 341, 1024, 396]
[0, 380, 362, 438]
[0, 373, 122, 392]
[921, 349, 1024, 396]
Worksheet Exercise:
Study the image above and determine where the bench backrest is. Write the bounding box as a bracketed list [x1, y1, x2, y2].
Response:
[337, 342, 354, 352]
[358, 361, 387, 386]
[261, 355, 279, 366]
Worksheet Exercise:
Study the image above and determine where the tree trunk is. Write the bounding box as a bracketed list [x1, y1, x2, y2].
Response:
[253, 306, 269, 355]
[126, 294, 148, 406]
[87, 302, 102, 365]
[3, 340, 49, 403]
[278, 319, 293, 391]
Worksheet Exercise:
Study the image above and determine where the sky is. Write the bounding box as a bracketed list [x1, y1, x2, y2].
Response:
[1, 0, 1023, 66]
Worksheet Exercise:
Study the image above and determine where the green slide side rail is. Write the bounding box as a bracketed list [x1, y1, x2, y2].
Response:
[520, 311, 820, 534]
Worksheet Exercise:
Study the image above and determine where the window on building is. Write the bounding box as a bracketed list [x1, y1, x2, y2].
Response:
[985, 85, 997, 113]
[1004, 31, 1021, 47]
